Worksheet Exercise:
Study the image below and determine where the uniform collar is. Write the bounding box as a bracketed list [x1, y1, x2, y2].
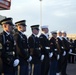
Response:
[18, 31, 25, 35]
[32, 33, 37, 37]
[42, 31, 49, 39]
[63, 36, 67, 40]
[57, 36, 63, 40]
[4, 31, 10, 35]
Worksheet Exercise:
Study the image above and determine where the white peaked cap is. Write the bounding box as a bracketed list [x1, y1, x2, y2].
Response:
[61, 30, 66, 33]
[57, 30, 61, 33]
[41, 25, 48, 29]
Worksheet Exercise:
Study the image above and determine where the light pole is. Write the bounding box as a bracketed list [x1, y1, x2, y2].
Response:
[39, 0, 42, 26]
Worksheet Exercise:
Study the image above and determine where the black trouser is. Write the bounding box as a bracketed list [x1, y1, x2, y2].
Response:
[61, 55, 68, 75]
[3, 63, 17, 75]
[41, 56, 50, 75]
[56, 57, 61, 73]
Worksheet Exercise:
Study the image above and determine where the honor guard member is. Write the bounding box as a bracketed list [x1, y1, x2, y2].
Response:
[73, 40, 76, 63]
[56, 30, 66, 75]
[14, 20, 32, 75]
[0, 18, 19, 75]
[28, 25, 44, 75]
[61, 31, 70, 75]
[68, 39, 75, 63]
[39, 25, 53, 75]
[49, 31, 60, 75]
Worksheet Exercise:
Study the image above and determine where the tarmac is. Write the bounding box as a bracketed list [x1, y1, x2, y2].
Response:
[1, 62, 76, 75]
[67, 63, 76, 75]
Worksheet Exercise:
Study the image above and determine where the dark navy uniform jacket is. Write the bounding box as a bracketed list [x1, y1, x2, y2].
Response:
[0, 31, 18, 66]
[57, 37, 65, 55]
[69, 40, 75, 53]
[39, 34, 50, 56]
[14, 31, 29, 65]
[50, 37, 60, 60]
[28, 34, 41, 64]
[62, 37, 70, 53]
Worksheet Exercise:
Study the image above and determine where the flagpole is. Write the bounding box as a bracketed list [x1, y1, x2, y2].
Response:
[39, 0, 42, 27]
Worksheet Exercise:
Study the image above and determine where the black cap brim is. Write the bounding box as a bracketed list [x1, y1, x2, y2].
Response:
[6, 22, 14, 26]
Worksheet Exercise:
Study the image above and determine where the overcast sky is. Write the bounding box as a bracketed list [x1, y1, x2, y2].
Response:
[0, 0, 76, 36]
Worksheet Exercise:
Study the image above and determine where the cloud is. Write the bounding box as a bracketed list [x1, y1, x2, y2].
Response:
[0, 0, 76, 34]
[54, 11, 66, 17]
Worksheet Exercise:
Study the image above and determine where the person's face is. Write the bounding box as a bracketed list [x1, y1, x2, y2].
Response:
[52, 34, 57, 38]
[43, 28, 49, 33]
[57, 32, 62, 36]
[62, 33, 67, 37]
[32, 28, 39, 35]
[22, 26, 26, 32]
[3, 24, 12, 32]
[17, 25, 26, 32]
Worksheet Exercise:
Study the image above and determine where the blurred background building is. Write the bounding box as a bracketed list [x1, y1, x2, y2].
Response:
[0, 0, 11, 32]
[0, 15, 6, 32]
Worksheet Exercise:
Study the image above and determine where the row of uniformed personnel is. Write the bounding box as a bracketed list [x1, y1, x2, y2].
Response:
[0, 17, 73, 75]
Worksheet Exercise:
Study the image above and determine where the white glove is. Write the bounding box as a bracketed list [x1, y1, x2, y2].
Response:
[57, 55, 60, 60]
[69, 49, 72, 53]
[54, 49, 57, 51]
[40, 55, 44, 61]
[63, 51, 66, 56]
[27, 56, 32, 62]
[56, 73, 60, 75]
[49, 52, 53, 58]
[13, 59, 19, 67]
